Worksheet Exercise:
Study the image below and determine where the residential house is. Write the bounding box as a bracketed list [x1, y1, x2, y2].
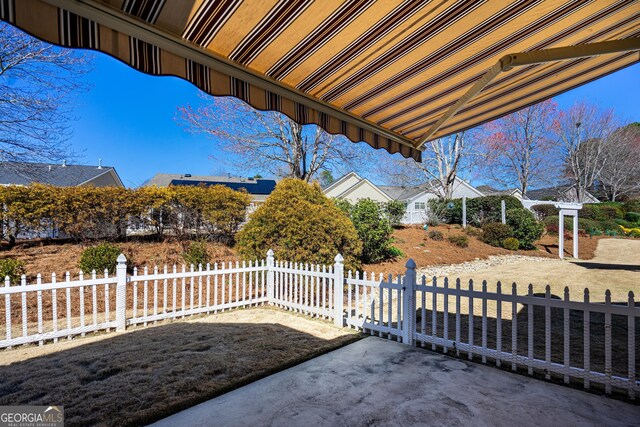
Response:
[525, 185, 599, 204]
[144, 173, 277, 211]
[322, 172, 392, 204]
[324, 172, 484, 224]
[476, 185, 525, 202]
[0, 160, 124, 187]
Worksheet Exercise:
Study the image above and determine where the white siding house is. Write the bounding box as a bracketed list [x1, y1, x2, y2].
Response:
[323, 172, 392, 204]
[324, 172, 484, 224]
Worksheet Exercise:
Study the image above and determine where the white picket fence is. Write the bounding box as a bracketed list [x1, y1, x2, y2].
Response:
[0, 250, 338, 349]
[1, 252, 638, 398]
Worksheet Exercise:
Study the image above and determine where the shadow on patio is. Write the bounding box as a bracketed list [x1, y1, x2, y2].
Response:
[414, 295, 640, 396]
[0, 310, 359, 426]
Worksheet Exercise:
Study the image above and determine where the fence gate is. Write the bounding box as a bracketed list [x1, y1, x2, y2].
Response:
[344, 262, 415, 343]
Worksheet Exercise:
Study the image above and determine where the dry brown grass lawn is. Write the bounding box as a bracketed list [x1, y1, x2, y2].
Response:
[363, 225, 606, 276]
[0, 308, 360, 426]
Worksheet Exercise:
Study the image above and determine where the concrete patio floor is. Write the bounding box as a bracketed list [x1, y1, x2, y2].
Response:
[151, 337, 639, 427]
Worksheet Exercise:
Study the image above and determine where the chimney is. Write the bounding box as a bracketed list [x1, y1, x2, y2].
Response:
[62, 160, 67, 167]
[48, 165, 52, 172]
[98, 159, 102, 169]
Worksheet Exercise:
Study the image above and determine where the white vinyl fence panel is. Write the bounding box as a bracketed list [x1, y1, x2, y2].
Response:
[2, 271, 117, 348]
[345, 271, 404, 341]
[1, 252, 637, 399]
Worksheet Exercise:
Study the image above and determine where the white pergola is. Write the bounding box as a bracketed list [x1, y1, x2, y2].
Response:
[555, 202, 583, 260]
[524, 200, 582, 259]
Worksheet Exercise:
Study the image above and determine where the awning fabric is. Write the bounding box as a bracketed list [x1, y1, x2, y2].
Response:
[2, 0, 639, 162]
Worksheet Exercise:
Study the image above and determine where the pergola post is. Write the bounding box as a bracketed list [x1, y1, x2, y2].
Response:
[558, 209, 565, 259]
[573, 214, 579, 259]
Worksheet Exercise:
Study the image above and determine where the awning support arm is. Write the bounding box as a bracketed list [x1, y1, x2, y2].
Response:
[417, 37, 640, 148]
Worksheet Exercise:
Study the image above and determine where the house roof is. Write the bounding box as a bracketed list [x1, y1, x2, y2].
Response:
[477, 185, 523, 198]
[0, 161, 122, 187]
[476, 185, 499, 195]
[321, 171, 360, 192]
[379, 185, 431, 202]
[145, 173, 276, 195]
[9, 1, 639, 163]
[526, 185, 598, 202]
[526, 186, 569, 200]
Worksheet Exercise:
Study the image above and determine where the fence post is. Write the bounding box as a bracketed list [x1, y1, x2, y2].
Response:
[333, 254, 344, 327]
[462, 195, 467, 229]
[501, 200, 506, 224]
[266, 249, 275, 305]
[402, 259, 417, 345]
[115, 254, 127, 332]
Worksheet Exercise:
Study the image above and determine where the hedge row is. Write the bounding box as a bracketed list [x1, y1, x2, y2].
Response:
[0, 184, 251, 243]
[429, 195, 522, 227]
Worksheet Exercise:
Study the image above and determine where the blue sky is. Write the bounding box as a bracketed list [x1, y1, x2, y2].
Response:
[67, 54, 640, 187]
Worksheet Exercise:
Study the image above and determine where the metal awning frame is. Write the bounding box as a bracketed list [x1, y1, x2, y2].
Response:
[417, 37, 640, 147]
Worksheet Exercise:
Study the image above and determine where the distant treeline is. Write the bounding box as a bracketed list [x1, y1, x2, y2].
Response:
[0, 184, 251, 244]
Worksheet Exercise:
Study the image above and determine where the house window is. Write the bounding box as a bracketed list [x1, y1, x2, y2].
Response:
[414, 202, 425, 210]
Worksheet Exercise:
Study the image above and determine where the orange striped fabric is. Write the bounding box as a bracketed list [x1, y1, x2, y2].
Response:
[3, 0, 639, 161]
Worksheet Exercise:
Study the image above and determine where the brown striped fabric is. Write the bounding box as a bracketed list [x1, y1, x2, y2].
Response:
[4, 0, 640, 162]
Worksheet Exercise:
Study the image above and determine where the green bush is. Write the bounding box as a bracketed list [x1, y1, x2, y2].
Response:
[464, 226, 483, 238]
[623, 200, 640, 214]
[598, 220, 620, 232]
[502, 237, 520, 251]
[625, 212, 640, 224]
[78, 243, 122, 274]
[236, 179, 362, 271]
[578, 219, 599, 233]
[505, 208, 543, 249]
[428, 230, 444, 241]
[383, 200, 407, 228]
[0, 258, 26, 285]
[349, 199, 395, 264]
[447, 234, 469, 248]
[481, 222, 513, 247]
[429, 195, 522, 226]
[182, 240, 210, 267]
[429, 198, 462, 224]
[614, 218, 633, 228]
[386, 246, 405, 258]
[629, 229, 640, 238]
[581, 204, 623, 221]
[544, 216, 581, 231]
[530, 204, 557, 220]
[333, 198, 353, 216]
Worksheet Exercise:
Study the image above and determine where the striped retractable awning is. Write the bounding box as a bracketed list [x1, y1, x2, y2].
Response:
[2, 0, 639, 162]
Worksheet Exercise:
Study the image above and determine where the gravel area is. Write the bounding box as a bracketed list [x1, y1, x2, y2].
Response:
[418, 254, 556, 278]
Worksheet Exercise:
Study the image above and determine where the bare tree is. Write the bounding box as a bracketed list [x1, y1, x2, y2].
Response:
[177, 96, 366, 181]
[0, 22, 91, 163]
[554, 102, 615, 202]
[598, 123, 640, 201]
[381, 132, 471, 199]
[480, 99, 560, 196]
